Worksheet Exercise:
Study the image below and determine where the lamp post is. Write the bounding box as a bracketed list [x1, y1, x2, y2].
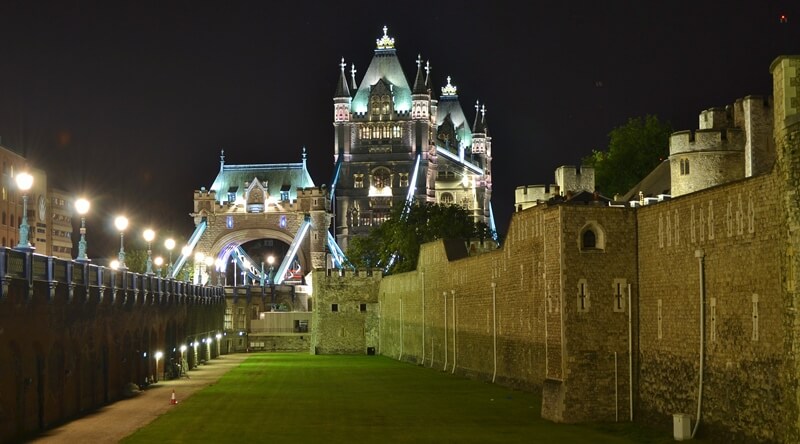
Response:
[164, 238, 176, 278]
[143, 229, 155, 275]
[194, 252, 205, 285]
[114, 215, 129, 269]
[267, 255, 275, 284]
[181, 245, 192, 281]
[154, 351, 163, 383]
[204, 255, 214, 286]
[179, 344, 187, 377]
[154, 256, 164, 278]
[215, 258, 224, 286]
[74, 198, 90, 261]
[14, 172, 34, 251]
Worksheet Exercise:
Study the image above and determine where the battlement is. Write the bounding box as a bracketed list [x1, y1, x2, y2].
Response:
[669, 128, 745, 155]
[323, 268, 383, 280]
[515, 184, 557, 210]
[733, 95, 772, 128]
[699, 106, 732, 129]
[555, 165, 594, 195]
[194, 187, 217, 199]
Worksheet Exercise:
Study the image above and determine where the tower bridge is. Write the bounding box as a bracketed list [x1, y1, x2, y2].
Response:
[173, 150, 336, 289]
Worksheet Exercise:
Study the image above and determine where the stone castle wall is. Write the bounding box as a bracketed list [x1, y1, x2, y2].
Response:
[310, 270, 381, 354]
[636, 171, 792, 442]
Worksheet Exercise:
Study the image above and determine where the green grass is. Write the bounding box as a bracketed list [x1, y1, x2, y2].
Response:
[123, 353, 690, 443]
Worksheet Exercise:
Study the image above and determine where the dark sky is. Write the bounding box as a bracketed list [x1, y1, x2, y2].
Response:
[0, 1, 797, 258]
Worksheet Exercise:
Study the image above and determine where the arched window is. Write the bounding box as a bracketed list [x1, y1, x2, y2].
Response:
[440, 192, 454, 205]
[582, 230, 596, 248]
[579, 222, 605, 251]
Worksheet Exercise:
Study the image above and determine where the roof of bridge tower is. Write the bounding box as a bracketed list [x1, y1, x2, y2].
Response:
[209, 161, 315, 203]
[436, 76, 472, 148]
[350, 26, 412, 114]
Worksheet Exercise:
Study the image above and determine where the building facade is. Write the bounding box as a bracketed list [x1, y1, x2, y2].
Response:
[332, 28, 494, 251]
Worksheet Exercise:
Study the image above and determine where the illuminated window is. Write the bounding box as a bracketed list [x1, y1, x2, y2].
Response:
[224, 307, 233, 330]
[392, 125, 402, 139]
[226, 216, 234, 229]
[399, 173, 409, 187]
[280, 215, 287, 229]
[440, 193, 454, 205]
[354, 174, 364, 188]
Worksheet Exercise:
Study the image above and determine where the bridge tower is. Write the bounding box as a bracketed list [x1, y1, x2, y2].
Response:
[182, 150, 330, 285]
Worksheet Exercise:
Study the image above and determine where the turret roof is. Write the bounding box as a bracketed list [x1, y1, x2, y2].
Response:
[210, 157, 315, 203]
[334, 58, 351, 98]
[351, 27, 412, 114]
[412, 54, 427, 95]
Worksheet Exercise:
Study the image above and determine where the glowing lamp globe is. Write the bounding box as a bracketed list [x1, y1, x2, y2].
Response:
[75, 198, 90, 215]
[15, 172, 33, 191]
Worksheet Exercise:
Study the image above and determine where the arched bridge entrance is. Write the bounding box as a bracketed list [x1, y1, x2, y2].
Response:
[169, 151, 332, 286]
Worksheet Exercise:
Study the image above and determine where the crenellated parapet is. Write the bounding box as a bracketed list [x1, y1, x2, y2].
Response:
[669, 128, 745, 155]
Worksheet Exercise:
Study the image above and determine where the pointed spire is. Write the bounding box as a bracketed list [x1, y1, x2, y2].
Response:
[350, 63, 358, 91]
[302, 146, 308, 170]
[335, 57, 351, 98]
[481, 104, 489, 135]
[472, 100, 481, 131]
[413, 54, 428, 95]
[425, 60, 437, 100]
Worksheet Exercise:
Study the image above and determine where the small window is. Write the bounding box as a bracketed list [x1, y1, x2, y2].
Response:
[331, 304, 338, 312]
[440, 192, 454, 205]
[680, 158, 690, 175]
[354, 174, 364, 188]
[360, 303, 367, 312]
[579, 222, 605, 251]
[582, 230, 596, 248]
[280, 191, 289, 201]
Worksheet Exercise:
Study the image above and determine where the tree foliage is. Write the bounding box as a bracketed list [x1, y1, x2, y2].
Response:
[583, 115, 672, 197]
[346, 202, 493, 274]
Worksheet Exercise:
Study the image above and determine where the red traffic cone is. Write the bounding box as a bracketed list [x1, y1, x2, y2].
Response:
[170, 389, 178, 405]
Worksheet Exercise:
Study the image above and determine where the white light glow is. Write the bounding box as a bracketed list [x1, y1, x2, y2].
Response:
[165, 238, 176, 251]
[15, 172, 33, 191]
[114, 216, 129, 232]
[75, 198, 90, 215]
[143, 228, 155, 242]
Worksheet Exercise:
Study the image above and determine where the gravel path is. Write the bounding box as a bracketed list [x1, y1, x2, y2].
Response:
[31, 353, 250, 443]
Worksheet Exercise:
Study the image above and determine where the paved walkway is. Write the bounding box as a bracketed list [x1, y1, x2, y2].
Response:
[31, 353, 250, 443]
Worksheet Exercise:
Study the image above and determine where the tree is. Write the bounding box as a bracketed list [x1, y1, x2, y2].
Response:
[583, 115, 672, 197]
[346, 202, 493, 274]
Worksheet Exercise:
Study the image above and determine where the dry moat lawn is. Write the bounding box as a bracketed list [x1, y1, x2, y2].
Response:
[123, 353, 700, 444]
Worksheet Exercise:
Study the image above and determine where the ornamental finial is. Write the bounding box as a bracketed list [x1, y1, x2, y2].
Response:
[417, 54, 422, 68]
[340, 57, 346, 72]
[442, 76, 457, 96]
[481, 104, 486, 118]
[475, 100, 480, 112]
[376, 25, 395, 49]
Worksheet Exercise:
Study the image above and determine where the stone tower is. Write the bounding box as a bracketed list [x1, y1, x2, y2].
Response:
[332, 27, 495, 251]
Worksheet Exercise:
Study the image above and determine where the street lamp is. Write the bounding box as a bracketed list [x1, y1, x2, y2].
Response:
[143, 228, 155, 275]
[110, 259, 120, 270]
[164, 238, 176, 277]
[74, 198, 90, 261]
[181, 245, 192, 281]
[194, 252, 205, 285]
[215, 258, 224, 286]
[204, 255, 214, 286]
[267, 255, 275, 284]
[114, 215, 129, 269]
[154, 256, 164, 277]
[14, 172, 34, 251]
[154, 351, 163, 382]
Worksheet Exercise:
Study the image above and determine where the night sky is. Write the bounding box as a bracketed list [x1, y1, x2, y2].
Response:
[0, 1, 797, 258]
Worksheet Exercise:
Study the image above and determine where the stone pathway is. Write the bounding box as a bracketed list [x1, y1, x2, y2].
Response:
[31, 353, 250, 443]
